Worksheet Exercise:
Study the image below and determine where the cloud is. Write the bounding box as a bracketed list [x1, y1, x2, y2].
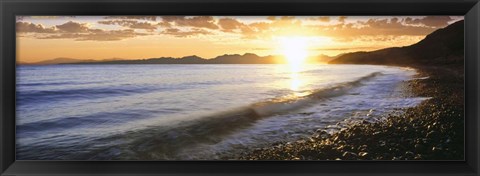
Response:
[267, 16, 276, 21]
[319, 17, 330, 22]
[161, 16, 218, 29]
[215, 16, 444, 40]
[353, 18, 441, 35]
[17, 21, 93, 34]
[217, 18, 273, 38]
[16, 22, 56, 33]
[404, 16, 453, 27]
[55, 21, 90, 33]
[17, 21, 148, 41]
[360, 18, 405, 29]
[40, 29, 148, 41]
[17, 16, 461, 42]
[249, 22, 270, 30]
[104, 16, 157, 21]
[218, 18, 245, 32]
[228, 16, 453, 40]
[267, 16, 302, 28]
[17, 16, 77, 21]
[314, 16, 331, 22]
[280, 16, 296, 21]
[307, 17, 446, 40]
[338, 16, 347, 23]
[161, 28, 211, 37]
[98, 20, 158, 31]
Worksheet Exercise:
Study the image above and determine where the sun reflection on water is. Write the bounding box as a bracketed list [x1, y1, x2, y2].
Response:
[289, 72, 301, 91]
[277, 36, 311, 96]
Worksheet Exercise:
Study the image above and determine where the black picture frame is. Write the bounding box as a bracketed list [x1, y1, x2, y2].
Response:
[1, 0, 479, 175]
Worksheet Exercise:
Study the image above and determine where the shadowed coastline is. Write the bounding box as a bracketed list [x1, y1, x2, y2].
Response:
[239, 20, 464, 160]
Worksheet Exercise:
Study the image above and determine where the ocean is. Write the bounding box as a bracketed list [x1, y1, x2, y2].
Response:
[16, 64, 428, 160]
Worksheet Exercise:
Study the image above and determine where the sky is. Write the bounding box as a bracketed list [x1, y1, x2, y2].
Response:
[16, 16, 464, 63]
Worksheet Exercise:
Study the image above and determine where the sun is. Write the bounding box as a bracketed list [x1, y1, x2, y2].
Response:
[279, 37, 309, 73]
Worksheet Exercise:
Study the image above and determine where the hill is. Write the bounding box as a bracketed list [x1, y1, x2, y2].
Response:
[329, 20, 464, 66]
[26, 57, 96, 65]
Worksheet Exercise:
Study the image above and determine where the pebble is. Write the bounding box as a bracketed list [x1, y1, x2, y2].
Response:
[239, 67, 464, 161]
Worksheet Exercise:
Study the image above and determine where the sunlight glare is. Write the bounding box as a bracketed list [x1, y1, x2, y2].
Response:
[279, 37, 309, 73]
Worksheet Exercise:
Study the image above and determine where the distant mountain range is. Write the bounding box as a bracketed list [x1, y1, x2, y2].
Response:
[30, 57, 94, 65]
[22, 54, 336, 65]
[329, 20, 464, 66]
[21, 57, 127, 65]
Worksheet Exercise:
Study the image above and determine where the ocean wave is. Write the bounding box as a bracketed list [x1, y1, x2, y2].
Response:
[251, 72, 382, 116]
[81, 72, 384, 159]
[17, 80, 105, 87]
[16, 87, 154, 105]
[16, 110, 151, 135]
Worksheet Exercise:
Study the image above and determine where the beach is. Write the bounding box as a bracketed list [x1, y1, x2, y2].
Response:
[240, 65, 464, 160]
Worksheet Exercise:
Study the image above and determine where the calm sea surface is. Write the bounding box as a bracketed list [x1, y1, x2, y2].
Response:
[16, 64, 427, 160]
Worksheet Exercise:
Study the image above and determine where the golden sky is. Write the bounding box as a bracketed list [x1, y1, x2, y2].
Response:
[16, 16, 463, 63]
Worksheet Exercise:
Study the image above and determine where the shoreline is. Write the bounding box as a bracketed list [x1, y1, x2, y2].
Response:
[238, 64, 464, 160]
